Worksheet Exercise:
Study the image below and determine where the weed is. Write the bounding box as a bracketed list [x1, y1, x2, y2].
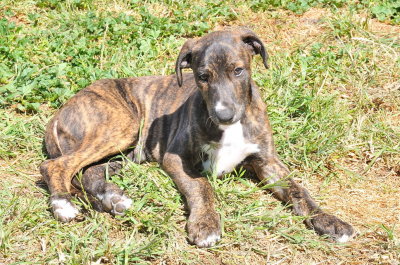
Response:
[370, 0, 400, 24]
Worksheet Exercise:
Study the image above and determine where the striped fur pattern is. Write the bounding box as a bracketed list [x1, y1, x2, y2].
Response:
[41, 28, 354, 247]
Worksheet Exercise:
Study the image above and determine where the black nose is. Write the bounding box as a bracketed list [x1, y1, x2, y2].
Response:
[215, 107, 234, 123]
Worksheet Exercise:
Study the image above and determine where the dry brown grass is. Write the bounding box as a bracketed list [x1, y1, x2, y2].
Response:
[209, 6, 400, 265]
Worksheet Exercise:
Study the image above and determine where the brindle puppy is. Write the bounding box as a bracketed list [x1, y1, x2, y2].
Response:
[40, 28, 354, 247]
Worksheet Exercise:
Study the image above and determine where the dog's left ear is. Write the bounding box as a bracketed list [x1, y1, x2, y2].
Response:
[239, 29, 269, 69]
[176, 39, 196, 87]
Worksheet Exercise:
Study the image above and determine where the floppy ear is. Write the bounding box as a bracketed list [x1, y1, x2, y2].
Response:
[239, 28, 269, 69]
[175, 39, 196, 87]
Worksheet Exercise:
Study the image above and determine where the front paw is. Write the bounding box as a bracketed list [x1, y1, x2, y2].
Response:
[187, 210, 221, 248]
[310, 213, 354, 243]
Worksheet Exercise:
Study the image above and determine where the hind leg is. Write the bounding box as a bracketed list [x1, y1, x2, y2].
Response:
[41, 157, 79, 222]
[41, 79, 142, 222]
[41, 120, 137, 222]
[41, 138, 132, 222]
[72, 161, 132, 215]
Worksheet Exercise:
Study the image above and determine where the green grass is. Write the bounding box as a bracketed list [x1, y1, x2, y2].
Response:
[1, 0, 399, 264]
[0, 0, 236, 111]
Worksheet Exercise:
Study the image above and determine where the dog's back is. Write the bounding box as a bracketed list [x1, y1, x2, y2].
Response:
[44, 73, 198, 160]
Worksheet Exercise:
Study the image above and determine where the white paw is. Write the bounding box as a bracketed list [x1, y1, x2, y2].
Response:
[116, 195, 132, 214]
[197, 233, 221, 248]
[99, 193, 132, 215]
[336, 234, 352, 243]
[51, 199, 79, 222]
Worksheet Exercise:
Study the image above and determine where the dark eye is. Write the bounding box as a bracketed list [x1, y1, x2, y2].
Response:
[234, 67, 244, 76]
[198, 73, 209, 82]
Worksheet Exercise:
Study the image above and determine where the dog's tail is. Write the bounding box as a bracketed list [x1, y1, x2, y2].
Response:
[52, 120, 64, 156]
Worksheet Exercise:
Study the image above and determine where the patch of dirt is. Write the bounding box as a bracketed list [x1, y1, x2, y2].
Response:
[368, 81, 400, 117]
[6, 15, 29, 25]
[369, 18, 400, 36]
[309, 156, 400, 263]
[219, 7, 331, 52]
[1, 5, 31, 26]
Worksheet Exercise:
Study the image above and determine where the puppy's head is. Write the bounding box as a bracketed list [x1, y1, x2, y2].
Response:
[175, 28, 268, 126]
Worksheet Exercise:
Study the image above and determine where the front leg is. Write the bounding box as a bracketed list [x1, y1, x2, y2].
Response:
[163, 152, 221, 247]
[249, 155, 354, 242]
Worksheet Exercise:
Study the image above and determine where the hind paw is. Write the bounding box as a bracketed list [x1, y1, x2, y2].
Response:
[100, 192, 132, 216]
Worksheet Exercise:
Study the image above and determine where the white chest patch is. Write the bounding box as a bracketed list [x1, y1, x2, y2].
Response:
[202, 121, 260, 176]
